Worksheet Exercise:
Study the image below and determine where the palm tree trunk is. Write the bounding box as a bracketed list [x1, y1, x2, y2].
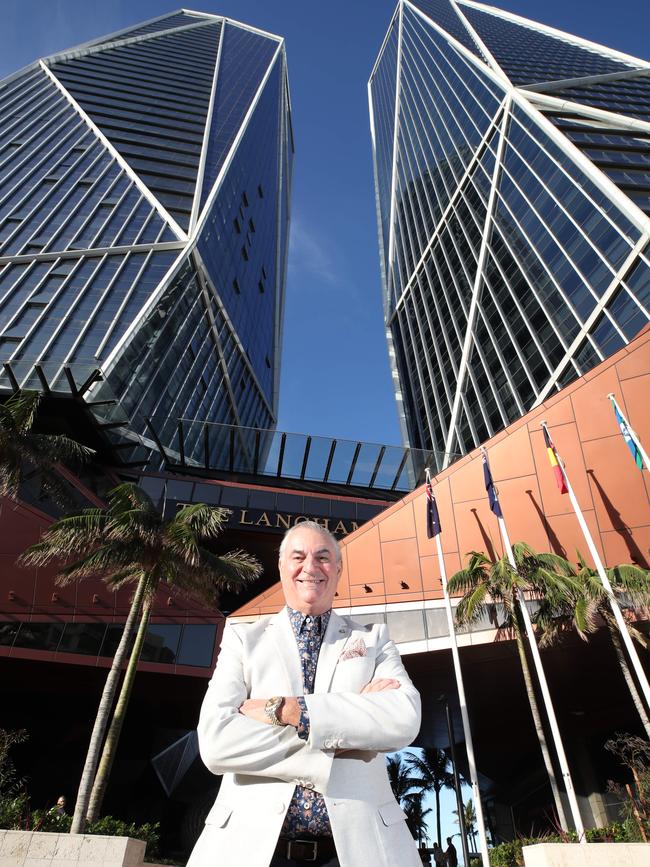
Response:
[605, 614, 650, 739]
[86, 592, 153, 823]
[513, 614, 569, 832]
[435, 787, 441, 847]
[70, 574, 147, 834]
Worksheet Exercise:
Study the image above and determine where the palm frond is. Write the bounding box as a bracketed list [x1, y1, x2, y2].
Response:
[18, 510, 107, 565]
[55, 545, 143, 582]
[102, 568, 145, 591]
[173, 503, 231, 539]
[0, 390, 40, 434]
[164, 521, 201, 567]
[107, 483, 158, 520]
[609, 564, 650, 607]
[30, 433, 94, 465]
[455, 582, 490, 626]
[0, 463, 21, 499]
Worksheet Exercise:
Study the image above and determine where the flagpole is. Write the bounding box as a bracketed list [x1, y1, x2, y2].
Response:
[480, 448, 585, 841]
[540, 422, 650, 713]
[607, 393, 650, 471]
[428, 471, 491, 866]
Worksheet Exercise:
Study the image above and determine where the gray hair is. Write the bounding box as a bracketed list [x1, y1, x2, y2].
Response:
[278, 520, 342, 564]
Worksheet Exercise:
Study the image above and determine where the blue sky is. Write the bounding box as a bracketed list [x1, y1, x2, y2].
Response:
[1, 1, 647, 852]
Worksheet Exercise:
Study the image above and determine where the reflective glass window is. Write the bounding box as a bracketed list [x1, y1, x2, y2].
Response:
[386, 610, 426, 643]
[140, 624, 182, 664]
[58, 622, 107, 655]
[177, 624, 217, 667]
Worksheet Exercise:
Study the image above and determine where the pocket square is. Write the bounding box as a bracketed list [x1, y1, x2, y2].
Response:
[339, 638, 368, 661]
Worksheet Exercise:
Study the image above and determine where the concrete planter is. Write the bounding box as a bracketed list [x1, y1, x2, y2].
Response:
[522, 842, 650, 867]
[0, 830, 146, 866]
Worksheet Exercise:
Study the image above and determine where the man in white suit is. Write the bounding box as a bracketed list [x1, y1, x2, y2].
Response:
[187, 520, 422, 867]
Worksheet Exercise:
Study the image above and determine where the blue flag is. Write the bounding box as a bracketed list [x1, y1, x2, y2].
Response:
[613, 403, 644, 470]
[426, 473, 441, 538]
[483, 454, 503, 518]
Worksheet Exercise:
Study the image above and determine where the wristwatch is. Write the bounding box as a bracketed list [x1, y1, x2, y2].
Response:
[264, 696, 285, 726]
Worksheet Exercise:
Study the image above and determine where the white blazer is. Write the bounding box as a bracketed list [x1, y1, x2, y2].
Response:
[187, 608, 423, 867]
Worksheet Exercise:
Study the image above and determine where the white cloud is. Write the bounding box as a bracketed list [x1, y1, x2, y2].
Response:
[288, 217, 340, 286]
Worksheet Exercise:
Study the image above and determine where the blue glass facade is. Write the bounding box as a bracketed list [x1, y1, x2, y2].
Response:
[370, 0, 650, 465]
[0, 10, 292, 464]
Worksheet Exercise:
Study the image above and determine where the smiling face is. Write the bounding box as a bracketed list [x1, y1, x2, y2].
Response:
[279, 525, 342, 616]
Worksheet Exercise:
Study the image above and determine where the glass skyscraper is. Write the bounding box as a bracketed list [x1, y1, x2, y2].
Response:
[369, 0, 650, 468]
[0, 10, 292, 463]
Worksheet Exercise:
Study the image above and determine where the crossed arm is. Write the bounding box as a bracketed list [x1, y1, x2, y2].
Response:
[197, 621, 421, 794]
[239, 677, 402, 727]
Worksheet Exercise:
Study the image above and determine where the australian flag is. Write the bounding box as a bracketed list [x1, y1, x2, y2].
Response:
[425, 470, 441, 538]
[483, 453, 503, 518]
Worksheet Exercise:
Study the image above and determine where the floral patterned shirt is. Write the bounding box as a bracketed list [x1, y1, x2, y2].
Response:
[280, 606, 332, 838]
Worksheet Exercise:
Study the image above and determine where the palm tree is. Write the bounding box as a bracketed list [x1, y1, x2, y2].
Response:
[536, 553, 650, 739]
[402, 793, 432, 847]
[386, 754, 421, 804]
[447, 543, 582, 832]
[20, 482, 261, 832]
[454, 798, 478, 852]
[0, 390, 93, 502]
[404, 747, 454, 847]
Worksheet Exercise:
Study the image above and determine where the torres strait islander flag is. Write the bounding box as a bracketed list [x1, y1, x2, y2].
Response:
[425, 470, 441, 538]
[613, 402, 645, 470]
[542, 427, 568, 494]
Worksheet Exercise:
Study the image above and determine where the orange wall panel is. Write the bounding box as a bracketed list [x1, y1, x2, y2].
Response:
[570, 364, 621, 442]
[488, 424, 537, 481]
[345, 524, 384, 585]
[377, 501, 416, 543]
[381, 537, 423, 594]
[583, 437, 650, 532]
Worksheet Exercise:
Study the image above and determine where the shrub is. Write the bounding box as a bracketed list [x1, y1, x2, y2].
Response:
[0, 793, 29, 830]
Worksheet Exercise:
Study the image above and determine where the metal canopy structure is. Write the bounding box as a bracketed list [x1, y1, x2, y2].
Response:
[143, 415, 449, 498]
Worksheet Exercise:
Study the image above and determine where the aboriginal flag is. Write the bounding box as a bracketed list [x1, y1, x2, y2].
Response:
[425, 471, 441, 538]
[543, 426, 568, 494]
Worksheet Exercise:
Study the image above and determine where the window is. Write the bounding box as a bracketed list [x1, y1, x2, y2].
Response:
[241, 191, 249, 208]
[258, 281, 265, 294]
[425, 609, 449, 639]
[248, 218, 255, 233]
[0, 622, 21, 646]
[233, 217, 241, 234]
[386, 610, 426, 643]
[58, 623, 107, 655]
[13, 622, 64, 651]
[232, 278, 241, 294]
[241, 246, 249, 261]
[257, 184, 264, 198]
[177, 624, 216, 667]
[140, 624, 182, 664]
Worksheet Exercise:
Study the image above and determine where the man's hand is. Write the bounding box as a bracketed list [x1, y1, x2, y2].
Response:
[333, 679, 400, 755]
[361, 678, 401, 694]
[238, 698, 270, 724]
[239, 697, 302, 727]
